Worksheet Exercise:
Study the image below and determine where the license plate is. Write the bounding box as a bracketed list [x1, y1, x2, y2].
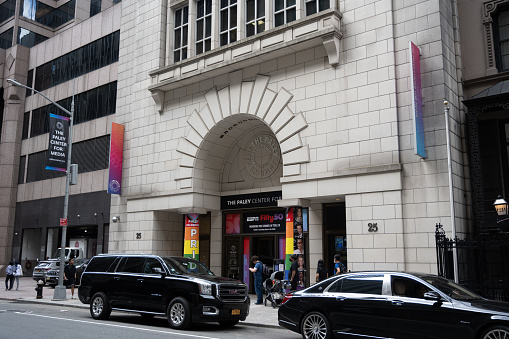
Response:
[231, 309, 240, 315]
[35, 269, 41, 272]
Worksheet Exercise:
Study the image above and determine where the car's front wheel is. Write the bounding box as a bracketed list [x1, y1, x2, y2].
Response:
[301, 312, 331, 339]
[90, 292, 111, 320]
[481, 326, 509, 339]
[167, 297, 191, 330]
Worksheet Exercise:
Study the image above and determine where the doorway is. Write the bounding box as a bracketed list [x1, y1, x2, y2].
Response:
[324, 203, 347, 275]
[252, 236, 275, 282]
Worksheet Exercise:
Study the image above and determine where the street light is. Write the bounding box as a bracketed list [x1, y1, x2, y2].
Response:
[7, 78, 74, 300]
[494, 195, 509, 232]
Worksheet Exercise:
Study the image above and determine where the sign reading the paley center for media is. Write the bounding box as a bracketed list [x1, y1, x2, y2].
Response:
[46, 113, 70, 172]
[220, 191, 282, 210]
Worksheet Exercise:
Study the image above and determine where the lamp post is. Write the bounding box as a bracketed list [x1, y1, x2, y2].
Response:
[494, 195, 509, 232]
[7, 78, 74, 300]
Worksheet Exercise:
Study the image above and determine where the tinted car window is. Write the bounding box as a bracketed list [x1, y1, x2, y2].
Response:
[143, 258, 164, 274]
[86, 256, 117, 273]
[117, 257, 143, 273]
[163, 257, 214, 275]
[391, 277, 430, 299]
[328, 275, 384, 294]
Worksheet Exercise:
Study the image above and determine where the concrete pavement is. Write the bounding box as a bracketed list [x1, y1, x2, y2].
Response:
[1, 277, 280, 328]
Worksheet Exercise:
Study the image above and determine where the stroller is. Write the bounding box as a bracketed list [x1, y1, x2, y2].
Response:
[263, 271, 287, 308]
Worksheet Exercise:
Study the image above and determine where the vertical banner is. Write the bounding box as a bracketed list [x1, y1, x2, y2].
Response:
[243, 237, 250, 291]
[410, 41, 425, 158]
[46, 113, 70, 172]
[285, 207, 294, 280]
[184, 214, 200, 261]
[108, 123, 125, 194]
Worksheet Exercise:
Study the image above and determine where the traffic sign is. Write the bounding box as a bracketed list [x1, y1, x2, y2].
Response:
[60, 218, 67, 226]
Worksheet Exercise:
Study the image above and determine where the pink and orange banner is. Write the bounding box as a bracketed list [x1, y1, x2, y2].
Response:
[108, 123, 124, 194]
[285, 207, 294, 279]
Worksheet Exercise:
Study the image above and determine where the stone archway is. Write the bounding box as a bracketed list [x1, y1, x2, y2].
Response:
[174, 70, 310, 190]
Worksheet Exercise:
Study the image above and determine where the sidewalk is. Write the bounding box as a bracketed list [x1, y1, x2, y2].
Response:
[1, 277, 279, 328]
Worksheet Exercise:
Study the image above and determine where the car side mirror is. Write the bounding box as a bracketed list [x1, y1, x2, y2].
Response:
[423, 291, 442, 301]
[153, 267, 166, 276]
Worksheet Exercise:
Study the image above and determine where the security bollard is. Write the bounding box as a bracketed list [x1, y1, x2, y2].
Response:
[35, 280, 44, 299]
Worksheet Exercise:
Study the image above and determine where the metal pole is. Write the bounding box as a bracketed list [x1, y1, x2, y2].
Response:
[6, 78, 74, 299]
[444, 101, 459, 283]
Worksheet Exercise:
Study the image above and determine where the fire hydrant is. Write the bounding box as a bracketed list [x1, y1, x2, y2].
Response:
[35, 280, 44, 299]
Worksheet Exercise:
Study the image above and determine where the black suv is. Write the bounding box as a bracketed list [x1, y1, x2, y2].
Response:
[78, 254, 250, 329]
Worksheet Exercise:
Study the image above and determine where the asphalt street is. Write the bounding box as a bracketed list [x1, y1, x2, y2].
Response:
[0, 300, 298, 339]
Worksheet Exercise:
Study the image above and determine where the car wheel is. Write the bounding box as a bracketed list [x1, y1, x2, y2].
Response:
[218, 320, 239, 327]
[167, 297, 191, 330]
[90, 292, 111, 320]
[481, 326, 509, 339]
[301, 312, 331, 339]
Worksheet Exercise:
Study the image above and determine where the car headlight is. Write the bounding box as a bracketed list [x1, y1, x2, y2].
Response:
[199, 282, 212, 295]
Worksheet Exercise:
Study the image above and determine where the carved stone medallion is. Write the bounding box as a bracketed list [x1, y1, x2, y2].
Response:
[244, 134, 281, 179]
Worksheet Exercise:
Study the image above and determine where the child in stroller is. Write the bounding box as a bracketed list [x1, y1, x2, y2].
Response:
[263, 271, 287, 308]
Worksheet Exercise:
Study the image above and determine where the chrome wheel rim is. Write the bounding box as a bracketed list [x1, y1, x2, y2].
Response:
[170, 303, 185, 325]
[302, 314, 328, 339]
[484, 329, 509, 339]
[92, 297, 103, 316]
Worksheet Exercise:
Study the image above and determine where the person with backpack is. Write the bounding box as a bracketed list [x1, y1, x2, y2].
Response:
[333, 254, 346, 275]
[4, 261, 14, 291]
[64, 257, 77, 299]
[315, 259, 328, 282]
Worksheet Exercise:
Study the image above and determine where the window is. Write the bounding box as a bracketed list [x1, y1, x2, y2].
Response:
[0, 27, 13, 49]
[20, 0, 75, 29]
[18, 27, 48, 48]
[496, 9, 509, 71]
[143, 258, 163, 274]
[174, 6, 188, 62]
[328, 275, 384, 294]
[22, 112, 30, 140]
[26, 69, 33, 97]
[196, 0, 212, 55]
[246, 0, 264, 37]
[0, 0, 15, 24]
[117, 257, 143, 273]
[90, 0, 101, 16]
[86, 256, 117, 273]
[305, 0, 329, 16]
[274, 0, 295, 27]
[391, 277, 430, 299]
[220, 0, 237, 46]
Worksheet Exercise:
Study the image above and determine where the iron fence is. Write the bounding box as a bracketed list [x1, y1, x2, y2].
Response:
[435, 223, 509, 301]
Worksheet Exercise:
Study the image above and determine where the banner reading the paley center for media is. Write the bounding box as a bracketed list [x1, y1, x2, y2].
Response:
[108, 122, 125, 194]
[46, 113, 70, 172]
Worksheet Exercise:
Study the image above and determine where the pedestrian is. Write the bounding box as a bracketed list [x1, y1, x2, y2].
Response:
[315, 259, 328, 282]
[13, 261, 23, 290]
[289, 254, 298, 290]
[64, 257, 77, 299]
[248, 255, 263, 305]
[333, 254, 346, 275]
[5, 261, 14, 291]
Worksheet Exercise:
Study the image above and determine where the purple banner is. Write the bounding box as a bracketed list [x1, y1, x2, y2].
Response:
[108, 123, 124, 194]
[410, 41, 425, 158]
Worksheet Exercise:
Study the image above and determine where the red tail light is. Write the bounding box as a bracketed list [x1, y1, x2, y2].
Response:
[281, 294, 293, 305]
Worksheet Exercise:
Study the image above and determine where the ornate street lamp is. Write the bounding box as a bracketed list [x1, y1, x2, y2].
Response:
[494, 195, 509, 232]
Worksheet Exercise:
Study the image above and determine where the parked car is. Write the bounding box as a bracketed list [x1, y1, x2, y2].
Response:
[32, 247, 85, 285]
[278, 271, 509, 339]
[78, 254, 249, 329]
[45, 258, 90, 287]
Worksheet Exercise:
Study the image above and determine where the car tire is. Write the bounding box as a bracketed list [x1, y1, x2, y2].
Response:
[480, 326, 509, 339]
[167, 297, 191, 330]
[219, 320, 239, 327]
[90, 292, 111, 320]
[301, 312, 331, 339]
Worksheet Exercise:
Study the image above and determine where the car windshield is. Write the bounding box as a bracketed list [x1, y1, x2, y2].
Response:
[422, 276, 483, 301]
[163, 257, 214, 276]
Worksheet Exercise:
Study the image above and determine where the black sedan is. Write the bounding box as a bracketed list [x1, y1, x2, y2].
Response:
[278, 272, 509, 339]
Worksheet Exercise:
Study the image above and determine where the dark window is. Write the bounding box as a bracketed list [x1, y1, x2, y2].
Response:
[20, 0, 75, 29]
[0, 27, 13, 49]
[0, 0, 15, 24]
[18, 27, 48, 48]
[90, 0, 101, 16]
[117, 257, 143, 273]
[174, 6, 189, 62]
[18, 155, 26, 184]
[220, 0, 237, 46]
[329, 275, 384, 294]
[26, 69, 33, 97]
[246, 0, 264, 37]
[391, 277, 430, 299]
[274, 0, 296, 27]
[143, 258, 164, 274]
[25, 135, 110, 183]
[34, 31, 120, 92]
[113, 0, 122, 3]
[86, 256, 118, 273]
[495, 9, 509, 71]
[22, 112, 30, 140]
[196, 0, 212, 55]
[305, 0, 329, 16]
